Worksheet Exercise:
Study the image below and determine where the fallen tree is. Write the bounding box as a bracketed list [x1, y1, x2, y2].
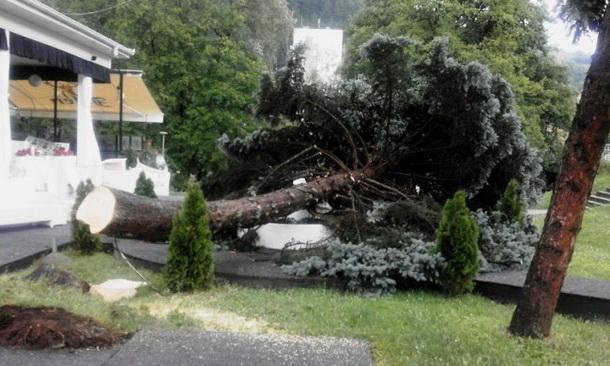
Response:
[77, 168, 375, 241]
[79, 36, 544, 244]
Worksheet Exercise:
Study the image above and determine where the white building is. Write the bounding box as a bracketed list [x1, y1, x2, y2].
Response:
[293, 28, 344, 83]
[0, 0, 169, 228]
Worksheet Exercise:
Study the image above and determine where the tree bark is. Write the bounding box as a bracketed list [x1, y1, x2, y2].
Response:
[77, 168, 375, 241]
[509, 11, 610, 338]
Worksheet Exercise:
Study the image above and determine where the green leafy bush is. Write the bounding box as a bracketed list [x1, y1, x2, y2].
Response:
[435, 191, 480, 295]
[164, 181, 214, 292]
[71, 180, 101, 255]
[134, 172, 157, 198]
[498, 179, 524, 225]
[283, 237, 444, 295]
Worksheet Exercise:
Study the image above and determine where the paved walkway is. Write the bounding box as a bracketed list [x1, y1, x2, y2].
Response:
[0, 225, 71, 273]
[0, 329, 373, 366]
[118, 239, 326, 288]
[476, 271, 610, 320]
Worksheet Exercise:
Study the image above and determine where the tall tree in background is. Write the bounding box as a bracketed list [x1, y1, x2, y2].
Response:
[347, 0, 577, 181]
[110, 0, 262, 185]
[42, 0, 264, 186]
[509, 0, 610, 338]
[243, 0, 294, 70]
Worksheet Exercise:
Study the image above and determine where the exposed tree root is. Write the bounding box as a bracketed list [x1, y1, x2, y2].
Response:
[0, 306, 123, 349]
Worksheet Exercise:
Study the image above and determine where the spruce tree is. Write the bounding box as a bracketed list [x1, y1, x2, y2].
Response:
[435, 191, 480, 295]
[134, 172, 157, 198]
[164, 181, 214, 292]
[499, 179, 524, 225]
[71, 180, 101, 255]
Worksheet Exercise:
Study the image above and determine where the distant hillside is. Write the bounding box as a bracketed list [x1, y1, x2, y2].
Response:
[553, 49, 591, 92]
[288, 0, 363, 29]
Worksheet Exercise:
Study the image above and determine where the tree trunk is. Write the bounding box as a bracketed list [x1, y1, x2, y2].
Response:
[77, 168, 375, 241]
[509, 11, 610, 338]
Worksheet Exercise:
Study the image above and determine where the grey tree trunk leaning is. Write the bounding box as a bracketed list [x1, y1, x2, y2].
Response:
[509, 10, 610, 338]
[76, 168, 375, 241]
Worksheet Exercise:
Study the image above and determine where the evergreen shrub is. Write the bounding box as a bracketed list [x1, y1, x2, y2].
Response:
[435, 191, 480, 295]
[134, 172, 157, 198]
[475, 210, 539, 272]
[71, 180, 101, 255]
[283, 237, 444, 295]
[499, 179, 524, 225]
[164, 181, 214, 292]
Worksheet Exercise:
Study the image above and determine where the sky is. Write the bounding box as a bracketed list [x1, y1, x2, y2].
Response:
[539, 0, 598, 55]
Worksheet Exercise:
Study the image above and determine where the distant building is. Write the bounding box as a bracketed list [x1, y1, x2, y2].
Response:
[293, 28, 343, 83]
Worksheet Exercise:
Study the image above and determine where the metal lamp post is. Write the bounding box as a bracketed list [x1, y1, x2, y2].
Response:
[160, 131, 167, 156]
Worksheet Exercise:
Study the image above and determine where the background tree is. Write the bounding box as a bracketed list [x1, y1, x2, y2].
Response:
[134, 172, 157, 198]
[243, 0, 294, 70]
[165, 181, 214, 292]
[346, 0, 577, 180]
[42, 0, 265, 187]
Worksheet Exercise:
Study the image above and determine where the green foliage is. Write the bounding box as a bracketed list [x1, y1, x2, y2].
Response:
[71, 180, 101, 255]
[111, 1, 263, 184]
[164, 181, 214, 292]
[124, 149, 138, 169]
[235, 35, 544, 208]
[244, 0, 294, 70]
[256, 45, 306, 123]
[43, 0, 264, 186]
[499, 179, 525, 225]
[559, 0, 606, 41]
[435, 191, 480, 295]
[134, 172, 157, 198]
[347, 0, 578, 176]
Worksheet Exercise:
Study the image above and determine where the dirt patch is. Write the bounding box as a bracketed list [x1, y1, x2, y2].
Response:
[0, 305, 123, 349]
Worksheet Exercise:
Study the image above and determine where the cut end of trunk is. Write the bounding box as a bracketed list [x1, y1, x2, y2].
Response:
[76, 186, 116, 234]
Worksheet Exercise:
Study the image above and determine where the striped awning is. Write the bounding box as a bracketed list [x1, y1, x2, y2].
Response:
[9, 72, 163, 123]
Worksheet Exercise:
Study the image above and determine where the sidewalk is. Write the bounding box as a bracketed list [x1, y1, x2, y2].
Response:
[0, 329, 373, 366]
[0, 225, 71, 272]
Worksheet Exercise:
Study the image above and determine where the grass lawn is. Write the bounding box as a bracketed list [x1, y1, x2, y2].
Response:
[6, 169, 610, 365]
[2, 251, 610, 365]
[535, 162, 610, 210]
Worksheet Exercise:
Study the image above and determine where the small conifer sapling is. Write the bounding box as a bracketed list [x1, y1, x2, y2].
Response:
[164, 181, 214, 292]
[435, 190, 480, 295]
[499, 179, 525, 225]
[134, 172, 157, 198]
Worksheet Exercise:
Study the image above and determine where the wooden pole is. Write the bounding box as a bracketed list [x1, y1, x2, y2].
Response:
[53, 79, 59, 141]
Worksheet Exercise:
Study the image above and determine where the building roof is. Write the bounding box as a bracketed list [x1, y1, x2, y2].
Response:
[0, 0, 135, 70]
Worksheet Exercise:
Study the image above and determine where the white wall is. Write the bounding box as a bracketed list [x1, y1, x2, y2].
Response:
[293, 28, 344, 84]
